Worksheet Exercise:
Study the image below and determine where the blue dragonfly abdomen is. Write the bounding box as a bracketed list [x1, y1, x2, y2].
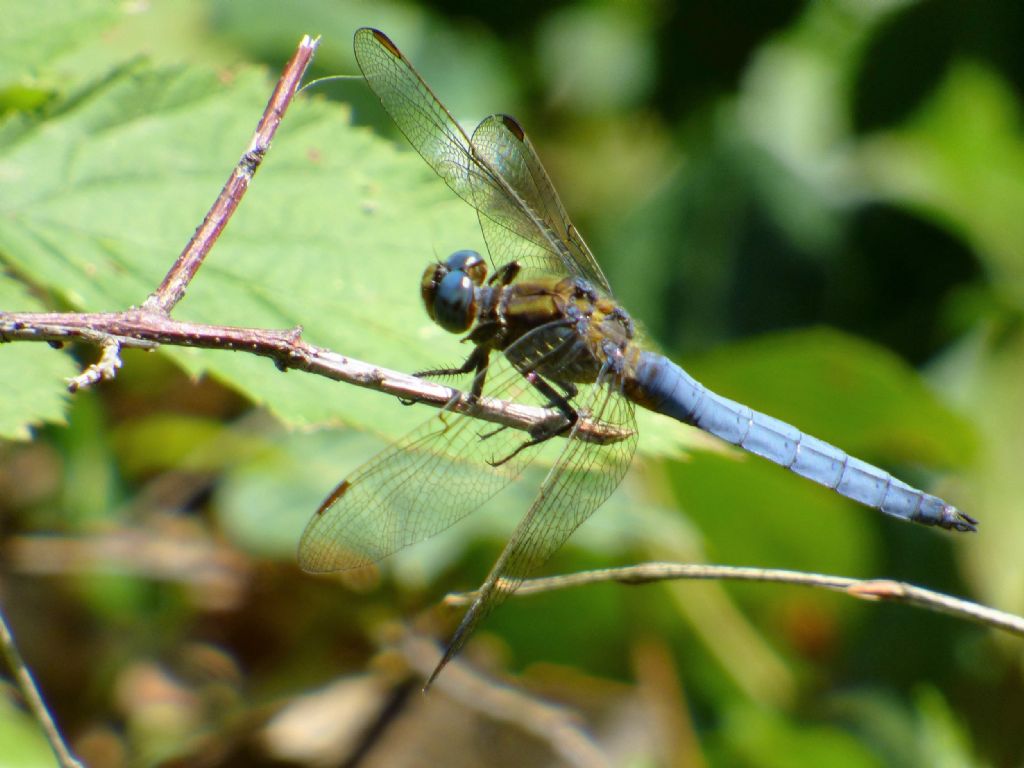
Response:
[627, 350, 976, 532]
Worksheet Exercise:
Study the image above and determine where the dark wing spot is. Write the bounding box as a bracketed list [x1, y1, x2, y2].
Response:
[315, 479, 351, 516]
[500, 114, 526, 141]
[371, 28, 401, 58]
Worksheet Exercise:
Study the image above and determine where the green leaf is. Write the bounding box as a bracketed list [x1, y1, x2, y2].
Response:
[830, 687, 982, 768]
[939, 328, 1024, 614]
[688, 327, 976, 470]
[666, 449, 875, 575]
[712, 703, 884, 768]
[0, 697, 60, 768]
[663, 327, 975, 575]
[860, 62, 1024, 307]
[111, 413, 272, 477]
[0, 0, 117, 86]
[0, 52, 700, 458]
[0, 56, 481, 441]
[217, 428, 381, 562]
[0, 276, 75, 440]
[911, 687, 979, 768]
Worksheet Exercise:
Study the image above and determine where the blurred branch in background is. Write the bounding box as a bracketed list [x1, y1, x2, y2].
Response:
[447, 562, 1024, 637]
[0, 606, 84, 768]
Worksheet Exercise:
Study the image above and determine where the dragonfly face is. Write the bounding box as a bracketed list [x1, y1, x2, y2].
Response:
[299, 26, 975, 691]
[421, 249, 488, 333]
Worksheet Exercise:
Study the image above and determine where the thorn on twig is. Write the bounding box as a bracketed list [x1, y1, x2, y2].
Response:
[240, 146, 267, 177]
[67, 337, 122, 392]
[272, 326, 307, 372]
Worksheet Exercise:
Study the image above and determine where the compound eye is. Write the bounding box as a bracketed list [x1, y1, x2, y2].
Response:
[432, 270, 477, 333]
[444, 249, 487, 285]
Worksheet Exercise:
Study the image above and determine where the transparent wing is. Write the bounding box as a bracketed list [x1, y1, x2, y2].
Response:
[470, 114, 611, 291]
[298, 325, 584, 573]
[428, 376, 638, 683]
[353, 27, 596, 284]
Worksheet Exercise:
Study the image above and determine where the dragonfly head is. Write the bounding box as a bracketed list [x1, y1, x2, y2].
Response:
[421, 250, 488, 333]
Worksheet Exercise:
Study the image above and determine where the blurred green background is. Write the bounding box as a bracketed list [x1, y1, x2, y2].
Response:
[1, 0, 1023, 765]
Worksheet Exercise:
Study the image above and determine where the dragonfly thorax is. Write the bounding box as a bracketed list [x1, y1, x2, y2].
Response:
[421, 250, 488, 333]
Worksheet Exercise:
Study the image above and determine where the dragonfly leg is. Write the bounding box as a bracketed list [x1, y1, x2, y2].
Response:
[486, 371, 578, 467]
[401, 346, 491, 405]
[525, 371, 577, 423]
[606, 305, 635, 337]
[475, 378, 576, 445]
[489, 261, 521, 286]
[486, 422, 566, 467]
[476, 423, 508, 441]
[479, 319, 584, 464]
[413, 344, 489, 380]
[551, 378, 578, 402]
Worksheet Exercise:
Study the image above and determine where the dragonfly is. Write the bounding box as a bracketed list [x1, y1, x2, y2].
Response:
[299, 27, 977, 687]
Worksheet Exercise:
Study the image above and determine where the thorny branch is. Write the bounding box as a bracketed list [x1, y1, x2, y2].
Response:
[0, 35, 325, 768]
[0, 308, 626, 444]
[141, 35, 318, 315]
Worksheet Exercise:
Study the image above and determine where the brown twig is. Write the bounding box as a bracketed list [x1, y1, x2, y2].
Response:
[445, 563, 1024, 637]
[142, 35, 320, 315]
[0, 309, 629, 445]
[0, 36, 325, 768]
[67, 336, 122, 392]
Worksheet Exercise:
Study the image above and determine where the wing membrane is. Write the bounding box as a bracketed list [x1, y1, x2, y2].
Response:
[349, 28, 639, 684]
[428, 374, 638, 682]
[471, 114, 611, 291]
[299, 320, 593, 572]
[353, 27, 601, 285]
